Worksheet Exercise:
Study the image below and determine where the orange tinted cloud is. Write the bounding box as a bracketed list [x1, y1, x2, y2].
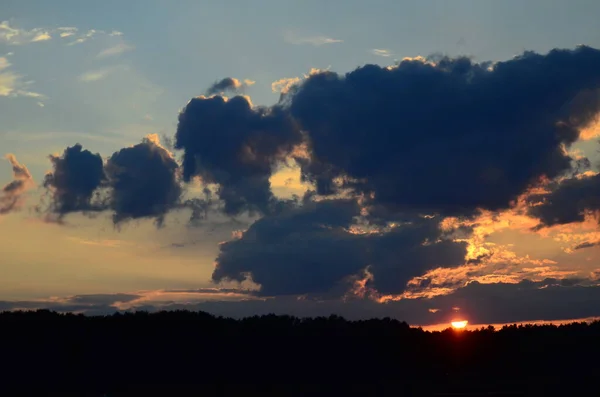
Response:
[0, 154, 33, 215]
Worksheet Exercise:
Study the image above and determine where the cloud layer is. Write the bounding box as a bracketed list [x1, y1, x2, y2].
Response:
[2, 279, 600, 327]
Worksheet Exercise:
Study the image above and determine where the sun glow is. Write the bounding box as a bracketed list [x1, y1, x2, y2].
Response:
[451, 320, 468, 330]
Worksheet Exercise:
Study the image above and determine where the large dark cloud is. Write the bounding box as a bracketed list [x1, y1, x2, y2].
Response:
[175, 95, 302, 215]
[289, 46, 600, 215]
[213, 199, 467, 296]
[0, 154, 33, 215]
[529, 173, 600, 227]
[43, 144, 105, 217]
[105, 136, 181, 226]
[208, 47, 600, 297]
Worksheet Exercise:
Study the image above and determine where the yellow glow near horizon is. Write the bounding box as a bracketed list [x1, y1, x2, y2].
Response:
[451, 320, 468, 329]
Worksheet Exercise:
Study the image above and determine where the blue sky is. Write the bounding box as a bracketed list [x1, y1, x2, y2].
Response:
[3, 0, 600, 178]
[1, 0, 600, 326]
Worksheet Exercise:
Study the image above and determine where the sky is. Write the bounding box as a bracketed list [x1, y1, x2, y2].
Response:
[2, 0, 600, 328]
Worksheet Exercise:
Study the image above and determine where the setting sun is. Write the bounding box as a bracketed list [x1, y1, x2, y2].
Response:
[451, 320, 468, 330]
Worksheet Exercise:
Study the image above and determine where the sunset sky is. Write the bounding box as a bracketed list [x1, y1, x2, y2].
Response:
[2, 0, 600, 327]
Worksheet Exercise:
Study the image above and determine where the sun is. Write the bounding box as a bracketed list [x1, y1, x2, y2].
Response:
[451, 320, 468, 330]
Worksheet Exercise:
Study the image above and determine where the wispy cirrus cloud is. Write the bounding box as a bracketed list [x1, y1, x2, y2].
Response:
[0, 21, 123, 46]
[283, 30, 343, 46]
[77, 66, 117, 82]
[66, 29, 123, 46]
[0, 21, 52, 45]
[0, 55, 44, 99]
[96, 42, 134, 58]
[371, 48, 393, 57]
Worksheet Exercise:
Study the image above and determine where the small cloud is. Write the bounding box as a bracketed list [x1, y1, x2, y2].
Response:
[78, 67, 115, 82]
[37, 101, 44, 107]
[0, 154, 34, 215]
[283, 31, 343, 46]
[15, 89, 43, 98]
[66, 29, 98, 46]
[371, 48, 392, 57]
[56, 26, 79, 39]
[271, 77, 301, 94]
[97, 42, 134, 58]
[206, 77, 254, 95]
[31, 32, 51, 42]
[109, 31, 123, 37]
[271, 67, 330, 94]
[58, 27, 78, 38]
[67, 38, 85, 45]
[0, 21, 22, 44]
[305, 67, 331, 76]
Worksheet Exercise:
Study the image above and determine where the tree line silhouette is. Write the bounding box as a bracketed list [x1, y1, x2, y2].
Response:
[2, 309, 599, 396]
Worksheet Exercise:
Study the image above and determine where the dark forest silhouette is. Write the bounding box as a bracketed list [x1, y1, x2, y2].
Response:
[2, 310, 599, 396]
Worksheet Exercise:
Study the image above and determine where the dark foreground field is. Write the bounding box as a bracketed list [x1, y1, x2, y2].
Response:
[2, 310, 599, 396]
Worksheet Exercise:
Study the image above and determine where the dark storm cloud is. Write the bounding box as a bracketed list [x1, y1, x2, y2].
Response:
[0, 154, 33, 215]
[289, 46, 600, 215]
[105, 136, 181, 226]
[175, 95, 302, 215]
[213, 199, 468, 296]
[43, 144, 105, 217]
[529, 173, 600, 227]
[206, 77, 243, 95]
